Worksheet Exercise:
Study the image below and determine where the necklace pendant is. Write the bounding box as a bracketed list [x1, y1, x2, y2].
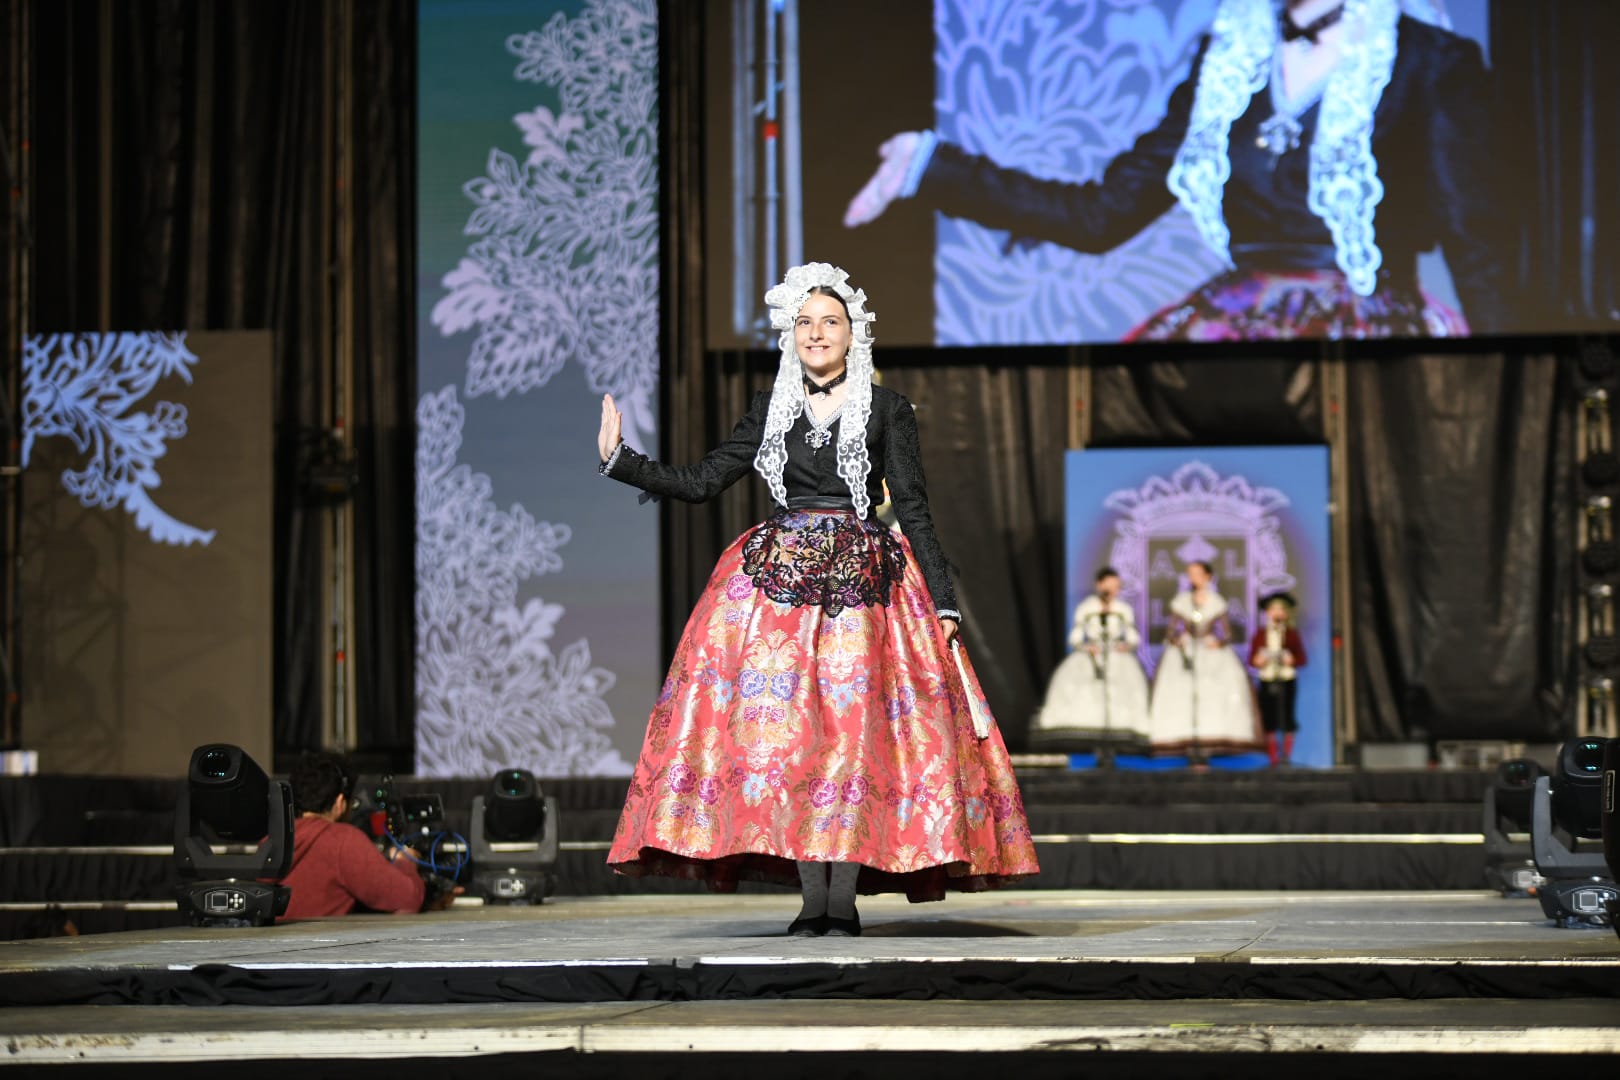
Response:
[1257, 113, 1302, 159]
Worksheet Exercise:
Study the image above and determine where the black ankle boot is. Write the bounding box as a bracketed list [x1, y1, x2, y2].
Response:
[787, 913, 828, 937]
[823, 910, 861, 937]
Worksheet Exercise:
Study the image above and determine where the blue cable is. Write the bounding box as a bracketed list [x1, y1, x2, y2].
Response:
[384, 828, 470, 878]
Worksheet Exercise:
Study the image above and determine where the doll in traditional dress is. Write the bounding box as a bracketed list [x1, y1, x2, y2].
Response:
[1148, 560, 1260, 758]
[1248, 592, 1307, 766]
[1032, 567, 1151, 755]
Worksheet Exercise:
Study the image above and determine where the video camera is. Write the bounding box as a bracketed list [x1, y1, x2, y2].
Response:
[349, 774, 463, 908]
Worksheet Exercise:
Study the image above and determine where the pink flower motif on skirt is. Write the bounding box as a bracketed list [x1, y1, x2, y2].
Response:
[841, 776, 869, 805]
[902, 588, 931, 620]
[808, 777, 839, 808]
[725, 574, 755, 601]
[990, 793, 1017, 822]
[698, 777, 721, 806]
[667, 763, 697, 795]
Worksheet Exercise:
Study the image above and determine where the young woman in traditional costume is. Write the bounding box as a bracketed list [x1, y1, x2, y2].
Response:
[598, 263, 1037, 935]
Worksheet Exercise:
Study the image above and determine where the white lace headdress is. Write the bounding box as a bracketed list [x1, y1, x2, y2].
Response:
[755, 262, 877, 518]
[1166, 0, 1401, 296]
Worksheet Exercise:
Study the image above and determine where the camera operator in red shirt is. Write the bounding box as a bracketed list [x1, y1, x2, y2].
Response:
[277, 753, 427, 918]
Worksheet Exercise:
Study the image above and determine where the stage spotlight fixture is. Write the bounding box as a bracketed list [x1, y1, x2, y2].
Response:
[469, 769, 559, 905]
[1482, 758, 1545, 897]
[1603, 739, 1620, 940]
[1530, 738, 1618, 928]
[1581, 388, 1607, 488]
[1579, 339, 1618, 381]
[1587, 677, 1615, 733]
[1588, 582, 1615, 629]
[173, 744, 292, 927]
[1584, 497, 1619, 576]
[1553, 738, 1607, 841]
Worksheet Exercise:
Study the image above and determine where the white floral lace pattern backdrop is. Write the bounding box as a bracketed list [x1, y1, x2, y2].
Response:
[933, 0, 1224, 345]
[417, 0, 658, 777]
[21, 332, 217, 547]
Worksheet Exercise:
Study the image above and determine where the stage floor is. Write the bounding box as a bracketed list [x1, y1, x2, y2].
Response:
[3, 891, 1617, 1068]
[5, 889, 1616, 969]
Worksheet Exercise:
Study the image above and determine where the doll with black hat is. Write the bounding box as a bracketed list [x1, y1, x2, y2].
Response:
[1247, 592, 1308, 766]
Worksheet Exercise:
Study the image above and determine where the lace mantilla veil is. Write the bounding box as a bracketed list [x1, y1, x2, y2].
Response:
[1166, 0, 1401, 296]
[755, 263, 878, 518]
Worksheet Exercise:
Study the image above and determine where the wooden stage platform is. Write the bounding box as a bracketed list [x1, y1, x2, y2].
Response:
[2, 890, 1617, 1076]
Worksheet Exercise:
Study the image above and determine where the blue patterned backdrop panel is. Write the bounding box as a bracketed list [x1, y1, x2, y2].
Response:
[417, 0, 659, 778]
[934, 0, 1225, 345]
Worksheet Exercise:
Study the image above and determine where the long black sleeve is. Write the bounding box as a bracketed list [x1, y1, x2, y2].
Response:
[915, 40, 1205, 255]
[883, 395, 958, 615]
[602, 391, 769, 503]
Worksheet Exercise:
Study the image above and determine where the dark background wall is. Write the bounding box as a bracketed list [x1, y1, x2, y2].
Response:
[10, 0, 417, 767]
[21, 331, 274, 774]
[0, 0, 1603, 769]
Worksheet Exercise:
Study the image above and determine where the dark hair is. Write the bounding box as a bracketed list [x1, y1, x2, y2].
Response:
[802, 285, 851, 322]
[1186, 560, 1213, 576]
[1094, 566, 1120, 583]
[290, 753, 354, 816]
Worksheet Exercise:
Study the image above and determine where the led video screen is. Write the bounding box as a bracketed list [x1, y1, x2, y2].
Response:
[705, 0, 1619, 347]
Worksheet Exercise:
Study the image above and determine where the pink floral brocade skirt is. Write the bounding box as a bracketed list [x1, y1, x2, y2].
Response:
[607, 509, 1039, 901]
[1125, 267, 1469, 341]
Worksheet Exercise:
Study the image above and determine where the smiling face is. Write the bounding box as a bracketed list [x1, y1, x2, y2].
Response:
[794, 290, 852, 380]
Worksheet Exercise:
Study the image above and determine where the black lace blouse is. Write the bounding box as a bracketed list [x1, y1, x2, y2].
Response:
[601, 384, 959, 615]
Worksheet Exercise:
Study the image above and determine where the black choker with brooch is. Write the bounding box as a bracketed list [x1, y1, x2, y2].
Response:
[1258, 3, 1346, 160]
[802, 367, 848, 451]
[803, 368, 848, 396]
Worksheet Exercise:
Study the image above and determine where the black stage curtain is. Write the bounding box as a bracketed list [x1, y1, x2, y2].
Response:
[879, 363, 1070, 748]
[1345, 356, 1574, 743]
[1087, 359, 1324, 445]
[1493, 2, 1620, 331]
[21, 0, 416, 761]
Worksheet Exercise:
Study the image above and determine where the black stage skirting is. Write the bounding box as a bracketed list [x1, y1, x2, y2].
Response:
[4, 958, 1611, 1010]
[1, 770, 1498, 938]
[0, 771, 1492, 847]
